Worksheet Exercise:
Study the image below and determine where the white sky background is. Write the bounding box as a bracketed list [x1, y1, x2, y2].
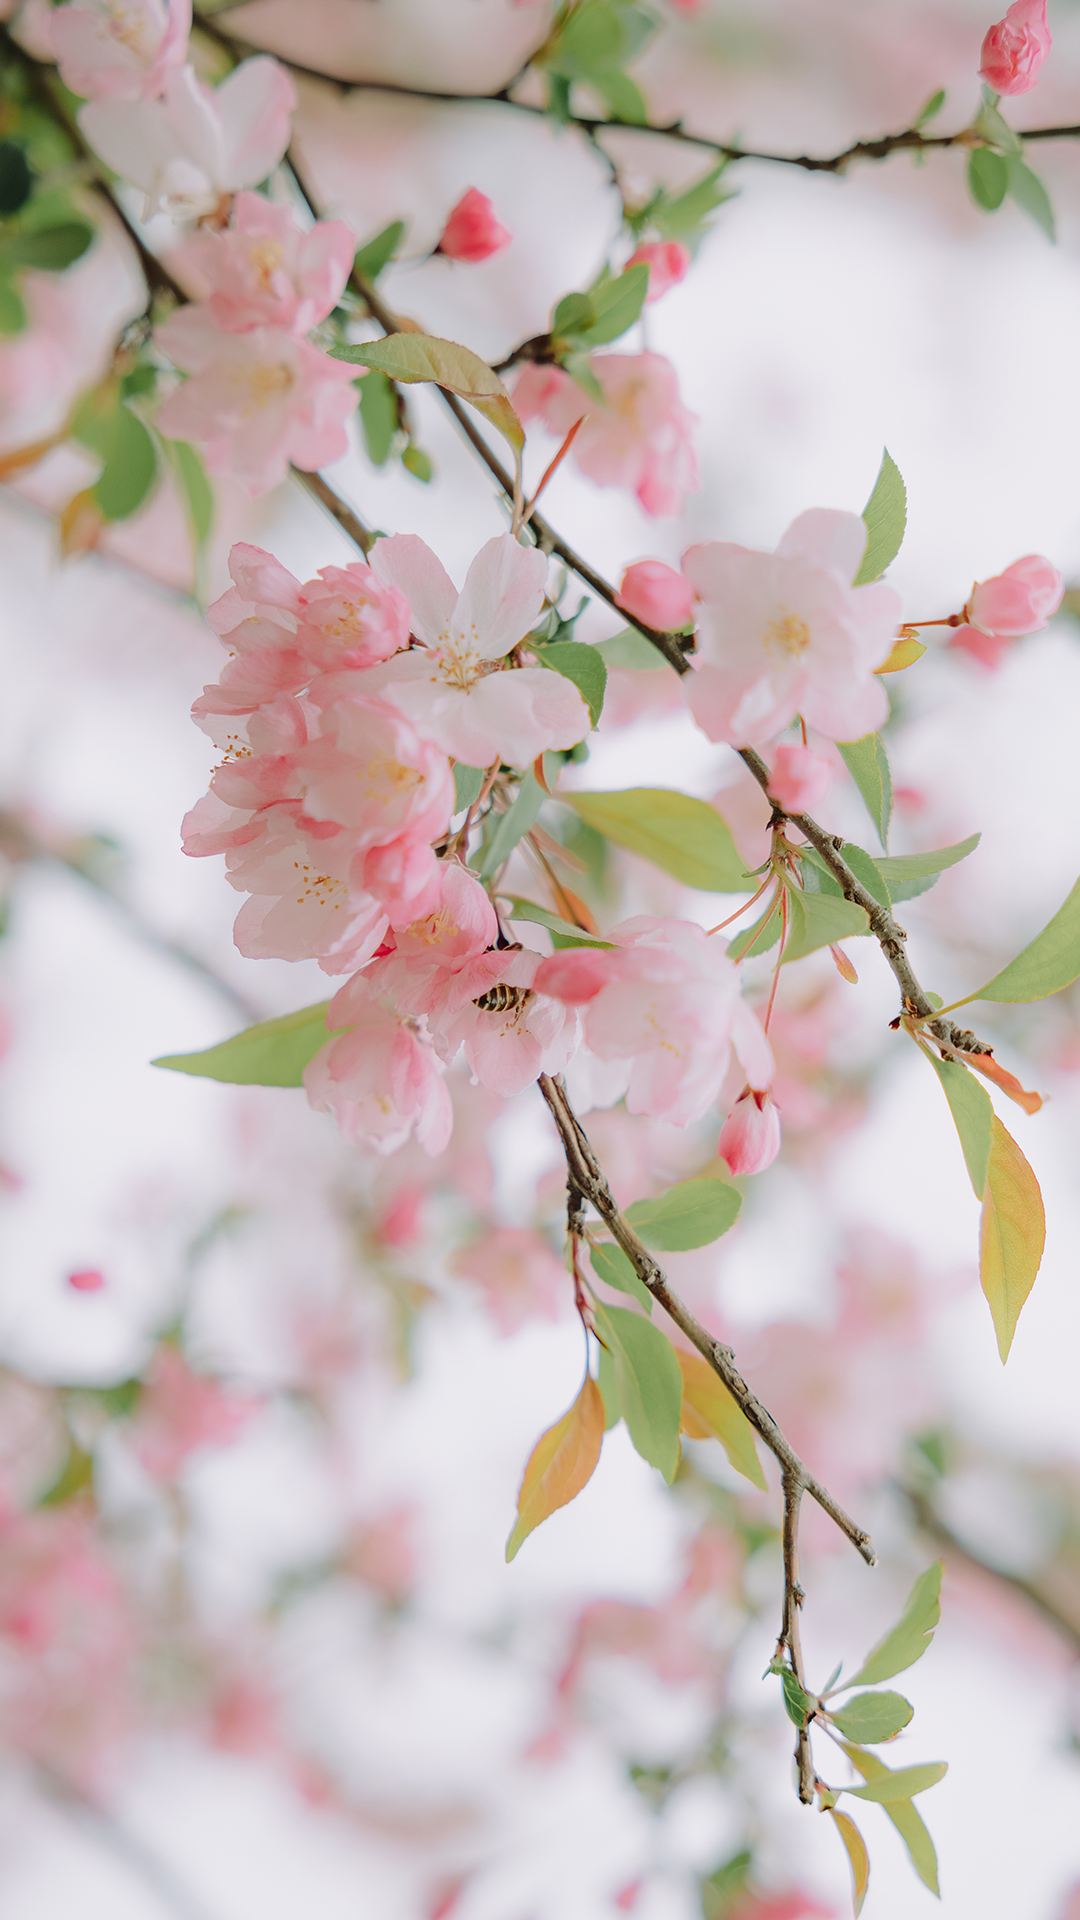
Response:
[2, 1, 1080, 1916]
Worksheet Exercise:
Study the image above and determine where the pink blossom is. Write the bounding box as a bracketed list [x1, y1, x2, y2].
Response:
[717, 1087, 782, 1174]
[68, 1268, 105, 1291]
[681, 509, 899, 748]
[194, 542, 409, 735]
[979, 0, 1051, 95]
[304, 995, 453, 1156]
[135, 1346, 256, 1480]
[155, 307, 357, 496]
[454, 1226, 567, 1333]
[175, 193, 356, 334]
[768, 742, 833, 813]
[436, 188, 512, 262]
[535, 916, 774, 1126]
[616, 558, 696, 631]
[51, 0, 190, 103]
[969, 553, 1063, 637]
[347, 1505, 417, 1603]
[626, 240, 690, 302]
[512, 353, 698, 517]
[369, 532, 591, 766]
[79, 56, 296, 215]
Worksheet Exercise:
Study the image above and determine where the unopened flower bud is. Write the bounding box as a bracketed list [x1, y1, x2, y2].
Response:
[436, 188, 511, 263]
[979, 0, 1051, 95]
[616, 559, 696, 632]
[717, 1087, 781, 1176]
[626, 240, 691, 303]
[967, 554, 1063, 637]
[768, 743, 833, 814]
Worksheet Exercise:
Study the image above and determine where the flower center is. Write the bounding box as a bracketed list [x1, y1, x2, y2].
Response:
[247, 238, 287, 294]
[765, 613, 811, 657]
[240, 360, 294, 415]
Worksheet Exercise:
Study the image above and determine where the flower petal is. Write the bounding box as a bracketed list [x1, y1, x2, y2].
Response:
[369, 534, 458, 646]
[452, 534, 548, 662]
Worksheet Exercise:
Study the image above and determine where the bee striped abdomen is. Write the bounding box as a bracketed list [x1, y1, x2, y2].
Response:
[472, 983, 533, 1015]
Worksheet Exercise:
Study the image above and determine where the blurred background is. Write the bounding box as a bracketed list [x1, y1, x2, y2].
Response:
[1, 1, 1080, 1916]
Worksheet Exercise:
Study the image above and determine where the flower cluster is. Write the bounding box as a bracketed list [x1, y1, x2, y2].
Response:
[513, 353, 699, 518]
[52, 0, 296, 216]
[155, 194, 359, 494]
[187, 536, 776, 1157]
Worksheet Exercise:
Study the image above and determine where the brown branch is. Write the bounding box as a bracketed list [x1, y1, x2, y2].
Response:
[192, 14, 1080, 176]
[538, 1071, 876, 1566]
[898, 1480, 1080, 1657]
[780, 1471, 815, 1803]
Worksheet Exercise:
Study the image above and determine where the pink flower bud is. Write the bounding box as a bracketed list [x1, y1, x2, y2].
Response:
[626, 240, 691, 303]
[68, 1268, 105, 1291]
[967, 553, 1063, 637]
[979, 0, 1051, 95]
[616, 560, 696, 632]
[768, 743, 833, 814]
[717, 1088, 781, 1176]
[436, 189, 511, 263]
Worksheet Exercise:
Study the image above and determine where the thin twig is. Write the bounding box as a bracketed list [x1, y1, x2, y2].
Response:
[538, 1071, 876, 1566]
[779, 1470, 815, 1804]
[897, 1479, 1080, 1657]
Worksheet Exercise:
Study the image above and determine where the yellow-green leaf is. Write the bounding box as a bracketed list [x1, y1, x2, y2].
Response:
[874, 635, 925, 674]
[153, 1003, 336, 1088]
[841, 1745, 940, 1895]
[854, 448, 906, 585]
[838, 733, 892, 848]
[332, 333, 524, 455]
[677, 1350, 766, 1489]
[590, 1240, 653, 1313]
[781, 887, 870, 964]
[506, 1375, 605, 1560]
[954, 873, 1080, 1007]
[924, 1051, 993, 1196]
[593, 1302, 683, 1482]
[847, 1761, 947, 1803]
[980, 1113, 1045, 1361]
[844, 1562, 942, 1688]
[829, 1809, 869, 1918]
[562, 788, 747, 890]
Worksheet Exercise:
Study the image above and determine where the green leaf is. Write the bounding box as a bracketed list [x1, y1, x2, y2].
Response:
[37, 1439, 93, 1507]
[0, 140, 33, 217]
[93, 404, 157, 521]
[841, 1747, 940, 1895]
[924, 1052, 993, 1196]
[839, 842, 891, 908]
[476, 771, 545, 877]
[700, 1850, 752, 1919]
[653, 162, 731, 238]
[954, 873, 1080, 1006]
[453, 762, 485, 812]
[854, 448, 906, 585]
[553, 290, 596, 336]
[829, 1691, 914, 1744]
[729, 893, 783, 960]
[358, 368, 399, 466]
[353, 219, 405, 282]
[829, 1809, 870, 1918]
[848, 1761, 947, 1804]
[625, 1177, 741, 1251]
[875, 832, 980, 902]
[844, 1562, 942, 1689]
[973, 97, 1023, 155]
[597, 1341, 622, 1429]
[980, 1112, 1045, 1362]
[0, 277, 26, 334]
[593, 1301, 683, 1482]
[590, 1240, 653, 1312]
[913, 87, 945, 127]
[838, 734, 893, 848]
[0, 218, 94, 272]
[503, 896, 613, 949]
[563, 788, 747, 890]
[590, 67, 649, 123]
[1006, 156, 1055, 239]
[569, 263, 648, 347]
[332, 333, 524, 456]
[593, 626, 668, 670]
[780, 888, 870, 964]
[968, 145, 1008, 210]
[168, 439, 213, 548]
[780, 1668, 815, 1729]
[402, 443, 433, 482]
[559, 348, 606, 406]
[536, 638, 606, 726]
[153, 1001, 336, 1088]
